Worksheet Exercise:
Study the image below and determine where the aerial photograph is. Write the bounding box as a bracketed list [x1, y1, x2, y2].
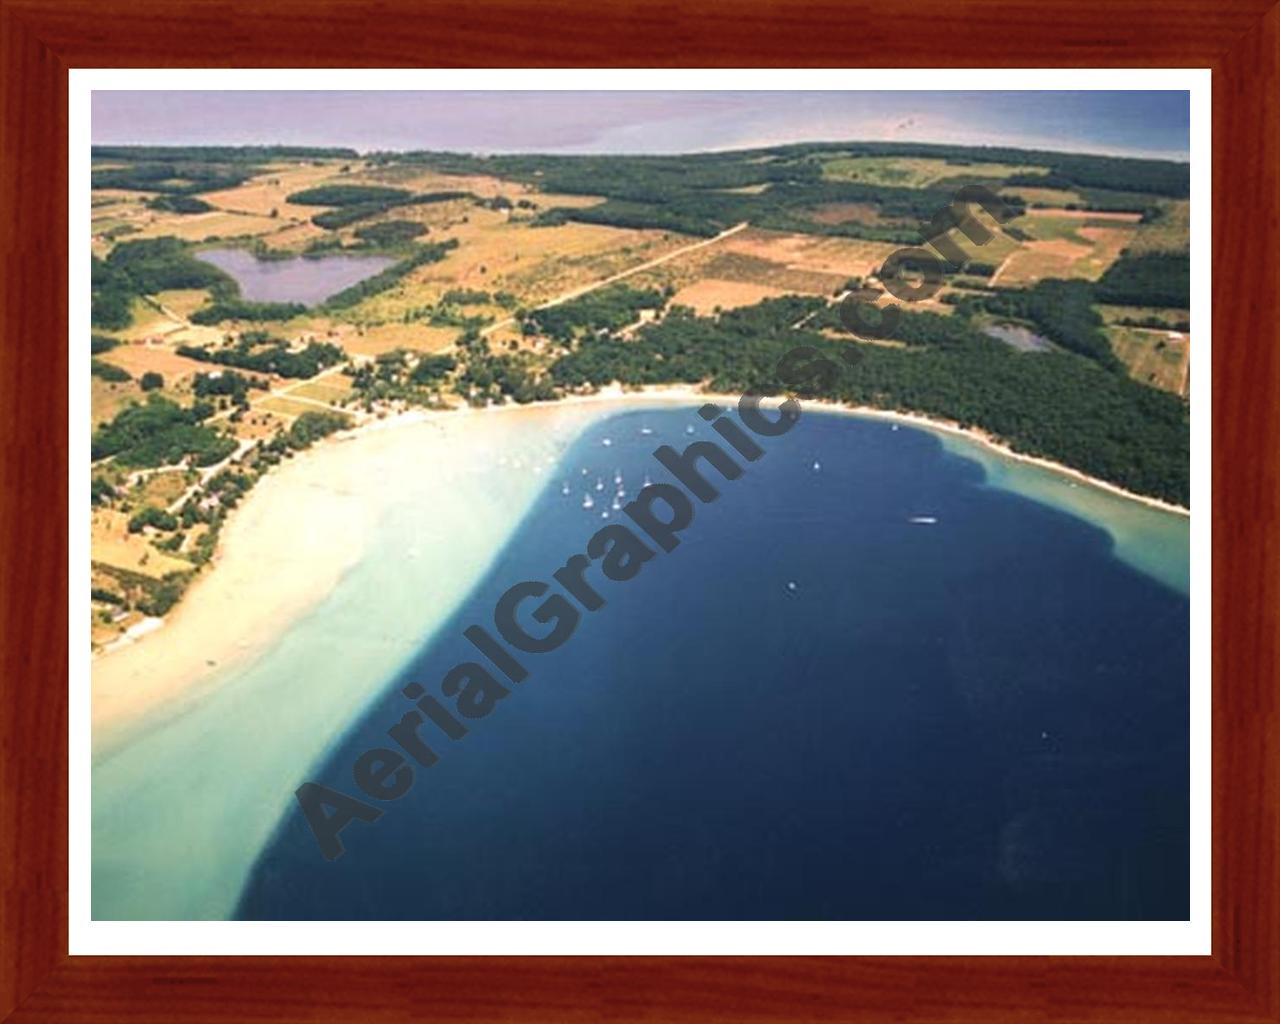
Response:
[87, 90, 1192, 922]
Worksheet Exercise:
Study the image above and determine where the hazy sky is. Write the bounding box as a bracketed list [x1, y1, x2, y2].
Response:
[92, 91, 1190, 160]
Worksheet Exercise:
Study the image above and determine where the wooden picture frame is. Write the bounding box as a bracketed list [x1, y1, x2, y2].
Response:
[2, 1, 1276, 1019]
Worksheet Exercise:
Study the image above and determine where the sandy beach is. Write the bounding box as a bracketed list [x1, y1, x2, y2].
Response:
[91, 393, 692, 748]
[93, 384, 1188, 747]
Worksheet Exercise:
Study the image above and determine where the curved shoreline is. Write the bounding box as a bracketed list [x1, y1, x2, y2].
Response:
[545, 386, 1190, 517]
[92, 385, 1187, 745]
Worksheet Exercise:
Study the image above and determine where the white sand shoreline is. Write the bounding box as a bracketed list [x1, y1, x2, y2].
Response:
[92, 384, 1186, 745]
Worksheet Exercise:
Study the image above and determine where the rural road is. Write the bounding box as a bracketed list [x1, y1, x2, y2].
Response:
[480, 221, 750, 337]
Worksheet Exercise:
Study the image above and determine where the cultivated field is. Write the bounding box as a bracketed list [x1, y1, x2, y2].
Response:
[1128, 200, 1190, 254]
[671, 278, 793, 313]
[821, 155, 1046, 188]
[993, 212, 1138, 285]
[202, 162, 356, 219]
[1107, 325, 1190, 396]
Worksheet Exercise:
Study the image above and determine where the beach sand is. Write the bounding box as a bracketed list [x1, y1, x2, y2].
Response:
[89, 386, 1190, 920]
[91, 392, 703, 752]
[93, 385, 1188, 747]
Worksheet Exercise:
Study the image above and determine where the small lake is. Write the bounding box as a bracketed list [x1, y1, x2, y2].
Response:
[196, 248, 396, 307]
[982, 322, 1054, 353]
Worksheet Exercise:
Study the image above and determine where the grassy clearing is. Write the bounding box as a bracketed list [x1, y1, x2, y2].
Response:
[96, 342, 211, 383]
[1000, 186, 1085, 206]
[1128, 200, 1190, 255]
[285, 378, 354, 403]
[255, 396, 330, 419]
[347, 215, 689, 320]
[723, 228, 900, 280]
[994, 213, 1136, 286]
[1107, 325, 1189, 396]
[90, 510, 192, 578]
[1098, 304, 1190, 328]
[202, 162, 353, 219]
[821, 156, 1045, 188]
[331, 322, 461, 357]
[153, 289, 212, 318]
[134, 470, 193, 508]
[671, 279, 793, 314]
[128, 209, 288, 244]
[91, 378, 142, 427]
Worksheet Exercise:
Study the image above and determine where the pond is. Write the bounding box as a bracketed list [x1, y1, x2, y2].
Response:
[196, 248, 396, 307]
[981, 322, 1054, 353]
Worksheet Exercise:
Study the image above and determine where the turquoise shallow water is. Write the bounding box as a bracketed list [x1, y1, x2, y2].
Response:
[92, 403, 1190, 921]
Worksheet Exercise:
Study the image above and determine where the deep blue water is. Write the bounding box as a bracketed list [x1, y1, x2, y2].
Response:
[237, 408, 1189, 921]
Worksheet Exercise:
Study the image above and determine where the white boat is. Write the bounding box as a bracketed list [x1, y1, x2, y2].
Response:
[611, 497, 622, 511]
[582, 494, 595, 510]
[643, 474, 652, 487]
[908, 516, 938, 525]
[812, 460, 821, 471]
[600, 511, 610, 519]
[640, 427, 653, 436]
[602, 438, 613, 447]
[685, 425, 695, 435]
[561, 482, 570, 495]
[614, 470, 623, 485]
[595, 477, 604, 492]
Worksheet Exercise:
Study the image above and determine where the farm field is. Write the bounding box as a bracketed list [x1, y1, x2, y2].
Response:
[1000, 185, 1086, 207]
[1107, 325, 1190, 396]
[721, 228, 899, 281]
[821, 155, 1045, 188]
[1128, 200, 1191, 254]
[993, 212, 1138, 285]
[201, 162, 357, 219]
[671, 278, 793, 313]
[348, 215, 691, 321]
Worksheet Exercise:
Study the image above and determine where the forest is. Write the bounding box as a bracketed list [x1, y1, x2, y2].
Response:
[1095, 253, 1192, 308]
[91, 394, 236, 468]
[383, 140, 1185, 241]
[176, 335, 345, 379]
[525, 284, 668, 342]
[91, 237, 235, 329]
[952, 280, 1122, 370]
[549, 299, 1189, 505]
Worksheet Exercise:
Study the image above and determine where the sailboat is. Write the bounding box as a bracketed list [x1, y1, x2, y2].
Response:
[595, 477, 604, 492]
[614, 469, 623, 485]
[582, 494, 594, 510]
[561, 482, 570, 496]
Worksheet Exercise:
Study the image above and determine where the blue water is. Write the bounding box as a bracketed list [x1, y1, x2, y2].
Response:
[196, 248, 395, 306]
[236, 408, 1189, 921]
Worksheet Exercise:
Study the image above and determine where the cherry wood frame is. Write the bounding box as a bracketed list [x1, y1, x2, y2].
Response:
[2, 1, 1277, 1019]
